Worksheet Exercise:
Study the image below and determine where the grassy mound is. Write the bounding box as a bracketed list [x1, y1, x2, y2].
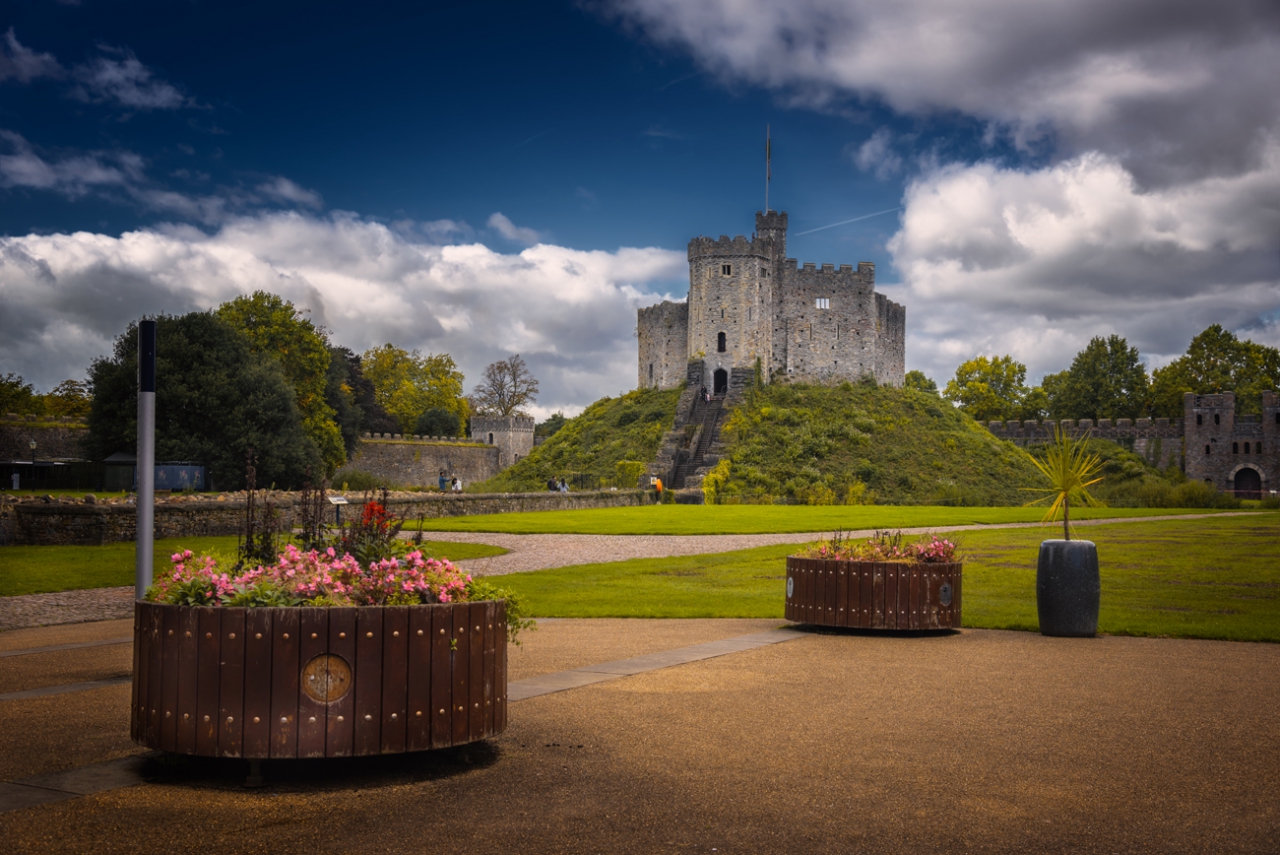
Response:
[706, 381, 1043, 505]
[475, 385, 683, 492]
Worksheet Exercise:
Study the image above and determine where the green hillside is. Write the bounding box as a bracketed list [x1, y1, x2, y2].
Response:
[704, 381, 1043, 505]
[475, 385, 682, 492]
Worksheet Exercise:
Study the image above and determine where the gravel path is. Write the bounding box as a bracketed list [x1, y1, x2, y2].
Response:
[0, 512, 1257, 630]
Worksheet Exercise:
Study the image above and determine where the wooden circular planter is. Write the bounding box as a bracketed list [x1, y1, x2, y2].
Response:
[785, 557, 962, 630]
[131, 600, 508, 759]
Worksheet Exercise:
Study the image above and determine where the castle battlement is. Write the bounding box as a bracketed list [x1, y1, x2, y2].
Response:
[687, 234, 771, 261]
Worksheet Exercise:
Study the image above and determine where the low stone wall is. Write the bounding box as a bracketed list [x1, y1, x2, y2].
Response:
[345, 438, 500, 488]
[1, 490, 647, 546]
[0, 422, 89, 460]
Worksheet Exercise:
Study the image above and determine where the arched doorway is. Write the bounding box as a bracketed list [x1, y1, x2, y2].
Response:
[713, 368, 728, 396]
[1233, 467, 1262, 500]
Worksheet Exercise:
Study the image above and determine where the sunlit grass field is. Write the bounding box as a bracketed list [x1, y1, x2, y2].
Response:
[0, 536, 508, 597]
[491, 514, 1280, 642]
[405, 503, 1237, 535]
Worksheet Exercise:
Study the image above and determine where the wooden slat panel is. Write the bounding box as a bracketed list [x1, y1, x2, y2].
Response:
[845, 563, 861, 629]
[821, 560, 835, 624]
[482, 601, 497, 737]
[906, 566, 919, 630]
[430, 605, 453, 747]
[145, 604, 164, 747]
[270, 609, 300, 758]
[380, 606, 409, 754]
[195, 608, 221, 754]
[874, 562, 889, 629]
[800, 559, 815, 623]
[296, 608, 329, 758]
[175, 608, 199, 753]
[468, 602, 485, 742]
[952, 565, 963, 628]
[783, 559, 793, 622]
[242, 609, 273, 759]
[353, 608, 384, 756]
[130, 605, 143, 743]
[217, 609, 245, 757]
[922, 569, 938, 629]
[883, 563, 899, 629]
[896, 565, 912, 631]
[835, 562, 850, 627]
[406, 607, 433, 751]
[325, 608, 357, 757]
[159, 606, 181, 752]
[495, 600, 508, 734]
[451, 604, 470, 745]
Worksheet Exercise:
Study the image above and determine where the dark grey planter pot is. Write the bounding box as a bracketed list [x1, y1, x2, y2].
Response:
[1036, 540, 1099, 638]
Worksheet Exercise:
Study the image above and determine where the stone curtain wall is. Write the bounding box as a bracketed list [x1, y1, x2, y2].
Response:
[347, 437, 500, 488]
[773, 261, 889, 384]
[873, 292, 907, 388]
[637, 300, 689, 390]
[2, 490, 647, 546]
[0, 422, 89, 460]
[987, 417, 1184, 469]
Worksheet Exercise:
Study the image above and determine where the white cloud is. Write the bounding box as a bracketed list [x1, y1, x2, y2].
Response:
[0, 212, 687, 412]
[255, 176, 323, 209]
[891, 143, 1280, 384]
[487, 212, 544, 245]
[850, 128, 902, 180]
[0, 28, 63, 83]
[72, 46, 191, 110]
[0, 131, 135, 196]
[607, 0, 1280, 185]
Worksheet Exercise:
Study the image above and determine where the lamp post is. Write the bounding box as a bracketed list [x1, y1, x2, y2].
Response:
[137, 320, 157, 600]
[28, 439, 36, 490]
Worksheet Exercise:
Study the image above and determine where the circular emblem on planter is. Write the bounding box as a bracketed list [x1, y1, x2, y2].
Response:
[786, 577, 795, 598]
[939, 583, 953, 607]
[301, 654, 353, 703]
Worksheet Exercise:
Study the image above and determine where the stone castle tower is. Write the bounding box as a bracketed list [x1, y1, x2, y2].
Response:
[638, 211, 905, 394]
[469, 415, 534, 469]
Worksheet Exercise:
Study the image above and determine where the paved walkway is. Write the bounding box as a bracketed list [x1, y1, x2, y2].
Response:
[0, 616, 1276, 853]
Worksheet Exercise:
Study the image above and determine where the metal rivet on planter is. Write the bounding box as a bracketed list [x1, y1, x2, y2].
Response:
[475, 625, 480, 631]
[229, 633, 236, 639]
[168, 630, 173, 636]
[339, 632, 346, 639]
[365, 714, 372, 721]
[416, 711, 422, 717]
[206, 632, 212, 639]
[337, 716, 344, 722]
[165, 711, 171, 718]
[281, 716, 288, 724]
[309, 717, 316, 724]
[203, 715, 210, 722]
[227, 716, 233, 723]
[366, 632, 373, 638]
[390, 713, 397, 720]
[282, 633, 289, 640]
[417, 630, 423, 636]
[255, 633, 262, 640]
[439, 629, 445, 635]
[185, 631, 191, 638]
[439, 709, 445, 715]
[183, 713, 189, 721]
[311, 632, 318, 639]
[253, 716, 260, 724]
[393, 631, 399, 637]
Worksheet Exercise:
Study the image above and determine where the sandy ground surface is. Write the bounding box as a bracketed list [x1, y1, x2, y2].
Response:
[0, 617, 1277, 853]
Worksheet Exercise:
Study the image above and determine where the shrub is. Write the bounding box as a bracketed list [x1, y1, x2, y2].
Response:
[333, 468, 398, 492]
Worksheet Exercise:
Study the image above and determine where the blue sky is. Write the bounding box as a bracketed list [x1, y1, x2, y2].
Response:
[2, 0, 1278, 416]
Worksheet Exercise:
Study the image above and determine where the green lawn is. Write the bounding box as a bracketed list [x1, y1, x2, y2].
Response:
[0, 537, 508, 597]
[405, 504, 1238, 535]
[490, 514, 1280, 642]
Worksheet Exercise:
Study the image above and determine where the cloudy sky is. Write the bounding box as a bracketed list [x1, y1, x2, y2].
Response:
[2, 0, 1278, 416]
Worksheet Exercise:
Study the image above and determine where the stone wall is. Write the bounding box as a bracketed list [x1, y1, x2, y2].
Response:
[346, 438, 499, 488]
[637, 300, 689, 389]
[686, 233, 775, 378]
[1, 490, 647, 546]
[0, 422, 89, 460]
[469, 416, 535, 469]
[986, 417, 1184, 469]
[774, 260, 888, 384]
[1184, 391, 1278, 494]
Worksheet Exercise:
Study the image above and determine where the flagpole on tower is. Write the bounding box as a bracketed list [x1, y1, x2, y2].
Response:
[765, 124, 771, 213]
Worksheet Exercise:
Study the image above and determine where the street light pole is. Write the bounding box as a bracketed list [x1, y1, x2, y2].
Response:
[136, 320, 157, 600]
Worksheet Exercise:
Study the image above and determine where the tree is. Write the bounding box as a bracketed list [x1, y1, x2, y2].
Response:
[472, 354, 539, 417]
[361, 344, 468, 434]
[943, 355, 1031, 422]
[0, 373, 40, 416]
[329, 347, 398, 436]
[904, 370, 938, 395]
[217, 292, 346, 474]
[87, 312, 321, 490]
[45, 379, 93, 420]
[1149, 324, 1280, 417]
[1023, 426, 1105, 540]
[536, 411, 568, 438]
[1046, 336, 1149, 420]
[415, 407, 461, 437]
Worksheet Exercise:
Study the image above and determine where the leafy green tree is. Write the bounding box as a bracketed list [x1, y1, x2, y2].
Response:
[415, 407, 461, 437]
[904, 370, 938, 395]
[361, 344, 468, 434]
[86, 312, 321, 490]
[44, 380, 93, 420]
[328, 347, 398, 436]
[536, 411, 568, 438]
[0, 373, 41, 415]
[324, 347, 365, 459]
[1150, 325, 1280, 416]
[943, 355, 1031, 422]
[217, 292, 345, 474]
[1047, 335, 1150, 420]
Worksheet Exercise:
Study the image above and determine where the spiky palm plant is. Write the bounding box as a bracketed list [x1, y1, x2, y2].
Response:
[1023, 426, 1105, 540]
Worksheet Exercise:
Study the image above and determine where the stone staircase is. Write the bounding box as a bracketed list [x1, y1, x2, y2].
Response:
[669, 396, 724, 489]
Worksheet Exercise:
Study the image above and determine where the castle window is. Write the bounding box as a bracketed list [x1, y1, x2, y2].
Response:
[722, 264, 732, 275]
[488, 433, 494, 444]
[721, 308, 725, 319]
[816, 298, 830, 309]
[1214, 413, 1220, 425]
[1244, 442, 1251, 453]
[648, 363, 653, 381]
[1233, 442, 1239, 454]
[1205, 445, 1211, 455]
[717, 332, 726, 353]
[1276, 413, 1279, 425]
[1196, 414, 1203, 426]
[748, 307, 752, 321]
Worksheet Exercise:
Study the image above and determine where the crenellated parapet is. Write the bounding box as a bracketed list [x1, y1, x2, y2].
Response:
[687, 234, 772, 261]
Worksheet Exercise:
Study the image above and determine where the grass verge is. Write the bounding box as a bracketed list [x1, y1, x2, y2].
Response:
[0, 537, 508, 597]
[490, 514, 1280, 642]
[405, 504, 1243, 535]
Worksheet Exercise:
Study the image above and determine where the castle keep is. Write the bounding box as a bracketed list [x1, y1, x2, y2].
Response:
[638, 211, 905, 395]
